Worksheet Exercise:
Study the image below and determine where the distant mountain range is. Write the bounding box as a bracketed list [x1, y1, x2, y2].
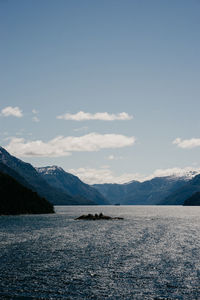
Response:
[94, 173, 200, 205]
[0, 146, 107, 205]
[1, 145, 200, 206]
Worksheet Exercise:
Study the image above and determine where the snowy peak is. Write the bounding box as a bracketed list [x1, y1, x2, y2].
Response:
[37, 165, 109, 205]
[37, 165, 64, 175]
[161, 170, 200, 181]
[0, 147, 95, 205]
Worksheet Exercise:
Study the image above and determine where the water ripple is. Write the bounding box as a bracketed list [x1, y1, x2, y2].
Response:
[0, 206, 200, 299]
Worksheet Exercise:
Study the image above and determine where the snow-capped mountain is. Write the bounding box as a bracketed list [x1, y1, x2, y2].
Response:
[0, 147, 95, 205]
[93, 174, 199, 205]
[37, 166, 109, 205]
[160, 173, 200, 205]
[1, 145, 200, 206]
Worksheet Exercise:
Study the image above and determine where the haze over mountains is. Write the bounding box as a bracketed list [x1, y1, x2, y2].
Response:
[1, 146, 200, 206]
[93, 174, 199, 205]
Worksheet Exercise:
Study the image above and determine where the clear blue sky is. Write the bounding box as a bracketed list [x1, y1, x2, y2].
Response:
[1, 0, 200, 183]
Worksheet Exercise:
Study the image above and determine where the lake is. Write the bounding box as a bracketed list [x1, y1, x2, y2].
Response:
[1, 206, 200, 299]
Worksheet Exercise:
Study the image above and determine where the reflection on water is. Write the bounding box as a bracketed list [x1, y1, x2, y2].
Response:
[1, 206, 200, 299]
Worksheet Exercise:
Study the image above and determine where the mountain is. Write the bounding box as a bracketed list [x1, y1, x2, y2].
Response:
[93, 181, 140, 205]
[183, 192, 200, 206]
[2, 145, 199, 206]
[0, 147, 95, 205]
[123, 176, 190, 205]
[0, 171, 54, 215]
[37, 166, 109, 205]
[160, 174, 200, 205]
[94, 176, 190, 205]
[0, 161, 32, 189]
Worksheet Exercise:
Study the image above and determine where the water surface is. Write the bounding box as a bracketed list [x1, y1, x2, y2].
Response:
[1, 206, 200, 299]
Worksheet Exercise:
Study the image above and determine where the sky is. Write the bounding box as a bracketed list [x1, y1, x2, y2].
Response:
[0, 0, 200, 184]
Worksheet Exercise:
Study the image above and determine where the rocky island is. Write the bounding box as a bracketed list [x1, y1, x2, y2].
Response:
[75, 213, 123, 220]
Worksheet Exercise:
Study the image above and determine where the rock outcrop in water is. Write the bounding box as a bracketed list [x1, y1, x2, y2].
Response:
[75, 213, 123, 220]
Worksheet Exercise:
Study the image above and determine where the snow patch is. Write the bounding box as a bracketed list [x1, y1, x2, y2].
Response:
[37, 165, 63, 175]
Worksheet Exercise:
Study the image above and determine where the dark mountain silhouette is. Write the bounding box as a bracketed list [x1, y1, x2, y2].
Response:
[0, 147, 95, 205]
[183, 192, 200, 206]
[37, 166, 109, 205]
[0, 171, 54, 215]
[0, 161, 32, 189]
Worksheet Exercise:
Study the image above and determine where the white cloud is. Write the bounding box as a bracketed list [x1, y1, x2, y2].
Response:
[108, 155, 115, 160]
[68, 167, 140, 184]
[32, 109, 38, 114]
[107, 154, 123, 160]
[32, 109, 39, 122]
[57, 111, 133, 121]
[68, 166, 200, 184]
[146, 167, 200, 180]
[73, 126, 88, 132]
[5, 133, 135, 157]
[32, 116, 39, 122]
[1, 106, 23, 118]
[173, 137, 200, 149]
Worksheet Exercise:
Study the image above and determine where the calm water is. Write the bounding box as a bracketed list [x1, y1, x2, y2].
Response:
[1, 206, 200, 300]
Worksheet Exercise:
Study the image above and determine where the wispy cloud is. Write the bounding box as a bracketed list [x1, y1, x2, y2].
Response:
[32, 116, 39, 123]
[147, 167, 200, 180]
[1, 106, 23, 118]
[31, 109, 39, 122]
[107, 154, 123, 160]
[32, 109, 38, 114]
[5, 133, 135, 157]
[73, 126, 89, 132]
[108, 155, 115, 160]
[68, 166, 200, 184]
[68, 167, 139, 184]
[57, 111, 133, 121]
[173, 137, 200, 149]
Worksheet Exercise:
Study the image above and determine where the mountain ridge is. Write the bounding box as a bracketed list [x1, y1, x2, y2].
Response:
[160, 174, 200, 205]
[93, 175, 193, 205]
[2, 146, 200, 206]
[37, 165, 109, 205]
[0, 147, 95, 205]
